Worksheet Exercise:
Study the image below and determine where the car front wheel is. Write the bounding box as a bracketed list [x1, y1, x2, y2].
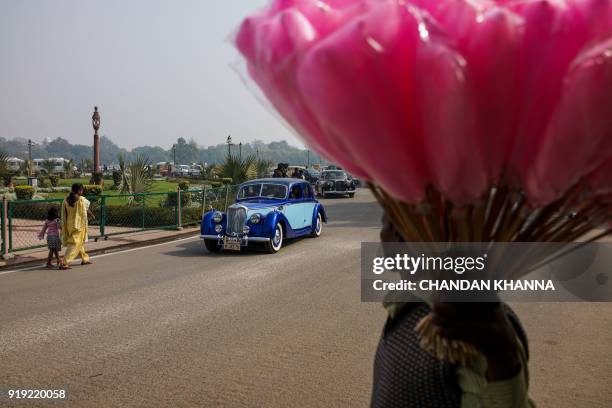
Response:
[311, 212, 323, 237]
[266, 223, 283, 253]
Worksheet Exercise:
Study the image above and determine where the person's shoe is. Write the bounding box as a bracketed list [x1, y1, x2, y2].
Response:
[59, 264, 71, 270]
[81, 261, 93, 265]
[45, 263, 53, 269]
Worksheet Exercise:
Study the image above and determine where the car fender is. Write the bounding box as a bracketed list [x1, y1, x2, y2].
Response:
[312, 203, 327, 225]
[262, 210, 293, 238]
[201, 210, 226, 235]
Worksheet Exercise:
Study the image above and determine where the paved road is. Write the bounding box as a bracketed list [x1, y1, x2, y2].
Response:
[1, 190, 611, 407]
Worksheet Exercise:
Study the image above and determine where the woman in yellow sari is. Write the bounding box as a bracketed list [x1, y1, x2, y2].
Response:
[60, 183, 93, 269]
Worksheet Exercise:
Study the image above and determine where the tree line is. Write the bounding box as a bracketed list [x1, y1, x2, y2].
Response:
[0, 136, 330, 167]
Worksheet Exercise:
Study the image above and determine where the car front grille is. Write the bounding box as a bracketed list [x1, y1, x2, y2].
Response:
[335, 181, 347, 191]
[226, 205, 247, 235]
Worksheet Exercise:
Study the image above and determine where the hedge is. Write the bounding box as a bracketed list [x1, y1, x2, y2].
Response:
[9, 200, 203, 228]
[15, 185, 35, 200]
[83, 184, 103, 197]
[162, 191, 191, 208]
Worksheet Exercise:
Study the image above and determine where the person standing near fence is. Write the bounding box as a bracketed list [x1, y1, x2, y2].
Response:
[60, 183, 93, 269]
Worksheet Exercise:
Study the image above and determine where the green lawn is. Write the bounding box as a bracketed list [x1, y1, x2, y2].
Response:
[47, 178, 187, 205]
[57, 178, 180, 193]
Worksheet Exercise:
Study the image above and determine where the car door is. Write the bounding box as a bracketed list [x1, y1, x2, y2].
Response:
[283, 184, 306, 230]
[301, 183, 316, 228]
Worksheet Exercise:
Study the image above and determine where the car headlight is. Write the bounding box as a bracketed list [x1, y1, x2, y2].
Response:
[214, 224, 223, 233]
[326, 181, 333, 187]
[212, 211, 223, 223]
[242, 225, 250, 234]
[249, 213, 261, 224]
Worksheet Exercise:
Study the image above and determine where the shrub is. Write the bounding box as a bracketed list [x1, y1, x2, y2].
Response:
[90, 171, 104, 185]
[33, 186, 70, 193]
[2, 174, 14, 187]
[14, 185, 35, 200]
[112, 170, 121, 187]
[38, 176, 48, 188]
[8, 200, 202, 228]
[83, 184, 103, 201]
[221, 177, 233, 185]
[162, 191, 191, 208]
[11, 201, 59, 219]
[105, 205, 178, 228]
[178, 180, 190, 191]
[49, 175, 59, 187]
[181, 206, 203, 225]
[83, 184, 103, 195]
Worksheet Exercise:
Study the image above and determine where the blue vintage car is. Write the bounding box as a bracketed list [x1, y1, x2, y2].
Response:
[200, 178, 327, 253]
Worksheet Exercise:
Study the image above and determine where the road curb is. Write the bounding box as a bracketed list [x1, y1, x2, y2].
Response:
[0, 228, 200, 270]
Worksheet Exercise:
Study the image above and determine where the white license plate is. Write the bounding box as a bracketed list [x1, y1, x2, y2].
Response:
[223, 237, 241, 251]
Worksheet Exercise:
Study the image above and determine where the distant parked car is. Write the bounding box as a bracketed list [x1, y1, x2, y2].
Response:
[200, 178, 326, 253]
[174, 164, 191, 177]
[190, 164, 203, 177]
[315, 170, 356, 198]
[304, 168, 321, 183]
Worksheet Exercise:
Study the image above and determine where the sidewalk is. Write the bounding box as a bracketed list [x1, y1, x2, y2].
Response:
[0, 226, 200, 269]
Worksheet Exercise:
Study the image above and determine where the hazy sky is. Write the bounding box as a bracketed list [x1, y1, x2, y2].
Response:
[0, 0, 302, 150]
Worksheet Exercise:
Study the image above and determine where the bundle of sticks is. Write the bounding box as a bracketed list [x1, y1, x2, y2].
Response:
[369, 182, 611, 364]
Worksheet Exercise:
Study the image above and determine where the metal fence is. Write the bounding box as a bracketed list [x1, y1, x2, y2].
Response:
[1, 185, 238, 254]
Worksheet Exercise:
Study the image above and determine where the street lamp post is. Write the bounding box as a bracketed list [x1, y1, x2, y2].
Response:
[239, 142, 242, 160]
[172, 144, 177, 176]
[92, 107, 101, 174]
[226, 135, 234, 156]
[27, 139, 36, 179]
[307, 149, 310, 167]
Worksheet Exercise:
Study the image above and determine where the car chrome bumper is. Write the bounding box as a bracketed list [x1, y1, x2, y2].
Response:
[200, 234, 271, 242]
[321, 190, 356, 194]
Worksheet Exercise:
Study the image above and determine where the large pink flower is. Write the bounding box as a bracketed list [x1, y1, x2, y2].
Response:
[235, 0, 612, 206]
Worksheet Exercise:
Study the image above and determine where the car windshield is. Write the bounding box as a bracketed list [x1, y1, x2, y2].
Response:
[237, 183, 287, 199]
[322, 171, 345, 179]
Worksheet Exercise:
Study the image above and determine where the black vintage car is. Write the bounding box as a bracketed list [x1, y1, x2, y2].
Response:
[304, 168, 321, 183]
[315, 170, 356, 198]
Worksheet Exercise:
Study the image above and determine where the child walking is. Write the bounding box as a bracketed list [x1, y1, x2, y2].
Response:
[38, 207, 62, 268]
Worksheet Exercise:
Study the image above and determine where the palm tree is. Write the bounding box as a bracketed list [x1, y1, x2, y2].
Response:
[218, 154, 257, 184]
[255, 158, 274, 178]
[63, 159, 74, 178]
[19, 160, 33, 177]
[198, 162, 215, 180]
[118, 154, 152, 205]
[78, 158, 92, 175]
[0, 150, 9, 186]
[0, 151, 8, 175]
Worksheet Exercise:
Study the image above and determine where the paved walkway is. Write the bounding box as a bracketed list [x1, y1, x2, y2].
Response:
[8, 217, 138, 252]
[0, 226, 200, 269]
